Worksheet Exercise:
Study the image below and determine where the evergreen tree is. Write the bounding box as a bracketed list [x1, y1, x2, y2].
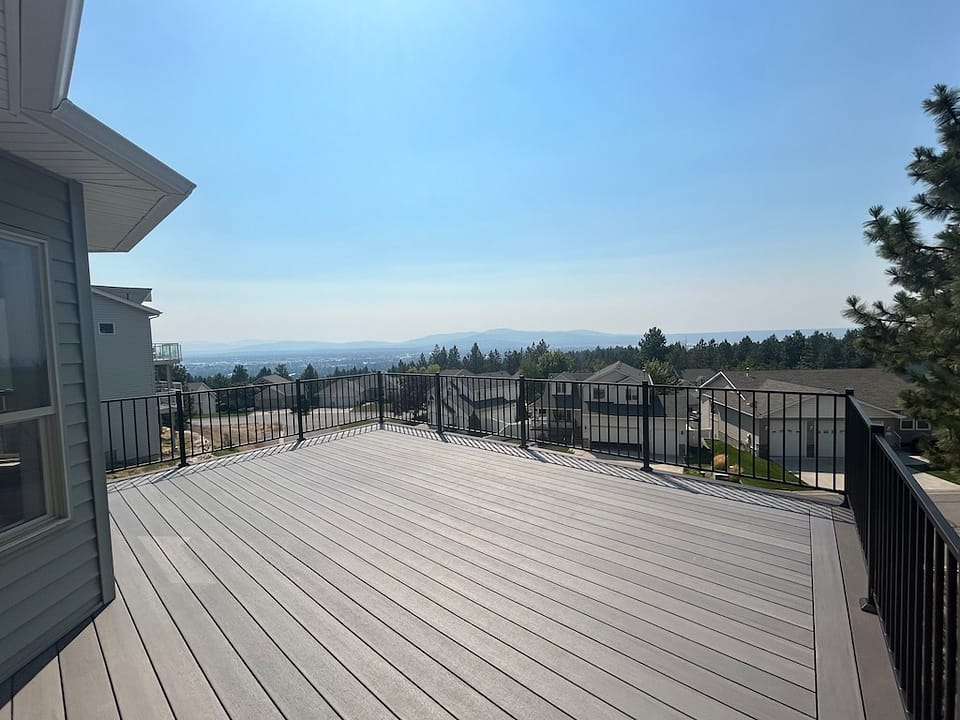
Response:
[274, 363, 291, 380]
[230, 364, 249, 384]
[466, 343, 484, 373]
[639, 327, 668, 362]
[845, 84, 960, 466]
[644, 359, 679, 385]
[256, 366, 271, 379]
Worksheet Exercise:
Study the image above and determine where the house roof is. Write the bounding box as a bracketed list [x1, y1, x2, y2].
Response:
[187, 382, 211, 391]
[0, 0, 194, 252]
[680, 368, 717, 386]
[254, 375, 292, 385]
[716, 368, 911, 413]
[585, 361, 651, 385]
[549, 371, 593, 382]
[91, 285, 160, 316]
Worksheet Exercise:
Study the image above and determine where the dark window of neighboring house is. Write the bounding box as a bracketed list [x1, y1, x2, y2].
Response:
[0, 235, 66, 541]
[592, 387, 606, 400]
[917, 419, 931, 430]
[626, 388, 639, 401]
[98, 322, 115, 335]
[900, 418, 915, 431]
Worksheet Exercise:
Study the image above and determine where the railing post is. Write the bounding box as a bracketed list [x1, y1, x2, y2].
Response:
[860, 421, 885, 615]
[377, 371, 385, 428]
[641, 381, 651, 471]
[518, 374, 528, 449]
[175, 390, 188, 468]
[434, 372, 444, 434]
[295, 379, 305, 442]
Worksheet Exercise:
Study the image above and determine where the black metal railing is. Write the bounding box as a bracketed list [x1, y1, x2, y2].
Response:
[103, 371, 849, 490]
[846, 394, 959, 718]
[102, 373, 387, 472]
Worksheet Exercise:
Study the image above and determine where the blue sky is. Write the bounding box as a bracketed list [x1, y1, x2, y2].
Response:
[75, 0, 959, 343]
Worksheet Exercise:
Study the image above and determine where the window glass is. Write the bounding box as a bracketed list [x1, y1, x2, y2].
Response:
[98, 322, 115, 335]
[0, 238, 50, 414]
[0, 419, 45, 531]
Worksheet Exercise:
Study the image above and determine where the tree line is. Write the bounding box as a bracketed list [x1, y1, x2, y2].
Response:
[171, 328, 873, 391]
[388, 328, 873, 382]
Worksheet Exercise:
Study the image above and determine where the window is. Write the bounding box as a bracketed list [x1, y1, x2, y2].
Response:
[917, 419, 931, 430]
[900, 418, 915, 431]
[555, 382, 569, 394]
[0, 235, 65, 543]
[98, 322, 115, 335]
[592, 387, 606, 400]
[626, 388, 639, 401]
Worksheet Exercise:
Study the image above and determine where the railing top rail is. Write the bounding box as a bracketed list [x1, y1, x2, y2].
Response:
[875, 433, 960, 559]
[847, 394, 876, 427]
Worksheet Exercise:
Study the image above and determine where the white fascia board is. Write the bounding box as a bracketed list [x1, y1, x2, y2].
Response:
[91, 287, 161, 316]
[25, 100, 195, 196]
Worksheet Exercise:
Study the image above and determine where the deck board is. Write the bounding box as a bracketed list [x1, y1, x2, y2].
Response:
[56, 621, 119, 720]
[5, 428, 869, 719]
[92, 586, 175, 720]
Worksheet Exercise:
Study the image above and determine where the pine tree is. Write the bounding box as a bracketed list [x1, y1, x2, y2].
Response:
[845, 84, 960, 467]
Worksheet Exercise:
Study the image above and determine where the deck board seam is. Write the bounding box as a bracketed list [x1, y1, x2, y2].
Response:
[221, 459, 819, 717]
[320, 439, 816, 561]
[164, 471, 534, 720]
[145, 480, 452, 720]
[91, 600, 133, 720]
[111, 499, 285, 720]
[380, 426, 838, 517]
[219, 458, 818, 688]
[188, 471, 666, 720]
[364, 434, 817, 532]
[262, 451, 817, 635]
[305, 446, 815, 594]
[120, 488, 345, 720]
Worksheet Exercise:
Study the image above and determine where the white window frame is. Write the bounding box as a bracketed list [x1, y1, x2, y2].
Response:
[626, 387, 639, 402]
[900, 417, 915, 431]
[916, 419, 931, 431]
[592, 387, 606, 400]
[98, 322, 115, 335]
[0, 230, 69, 554]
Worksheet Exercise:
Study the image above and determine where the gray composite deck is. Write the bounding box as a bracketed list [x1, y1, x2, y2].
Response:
[1, 426, 866, 719]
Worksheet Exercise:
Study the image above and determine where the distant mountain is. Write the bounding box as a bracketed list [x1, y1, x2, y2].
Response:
[179, 327, 854, 358]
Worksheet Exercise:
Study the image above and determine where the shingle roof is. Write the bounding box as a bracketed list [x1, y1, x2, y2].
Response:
[585, 361, 651, 385]
[717, 368, 910, 413]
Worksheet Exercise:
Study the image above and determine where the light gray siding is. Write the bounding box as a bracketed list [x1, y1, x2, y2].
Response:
[91, 294, 154, 400]
[93, 292, 163, 468]
[0, 152, 111, 683]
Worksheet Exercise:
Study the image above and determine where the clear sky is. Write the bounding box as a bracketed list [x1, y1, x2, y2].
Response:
[74, 0, 960, 343]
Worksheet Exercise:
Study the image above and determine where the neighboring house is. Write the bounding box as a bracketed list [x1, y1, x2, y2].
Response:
[530, 371, 591, 444]
[187, 382, 216, 416]
[698, 368, 928, 461]
[439, 370, 519, 434]
[253, 374, 296, 410]
[92, 286, 163, 469]
[530, 362, 693, 459]
[679, 367, 717, 386]
[317, 375, 381, 408]
[0, 0, 193, 685]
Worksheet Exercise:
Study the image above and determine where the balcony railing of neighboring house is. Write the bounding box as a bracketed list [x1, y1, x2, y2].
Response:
[846, 394, 960, 720]
[152, 342, 182, 363]
[155, 380, 183, 393]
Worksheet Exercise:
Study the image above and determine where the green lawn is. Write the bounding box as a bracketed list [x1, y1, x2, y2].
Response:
[684, 440, 803, 489]
[928, 466, 960, 485]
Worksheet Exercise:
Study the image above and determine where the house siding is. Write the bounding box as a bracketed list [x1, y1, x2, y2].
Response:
[0, 153, 110, 683]
[91, 294, 155, 400]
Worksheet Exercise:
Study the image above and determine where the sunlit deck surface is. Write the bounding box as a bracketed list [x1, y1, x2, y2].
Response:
[2, 427, 869, 719]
